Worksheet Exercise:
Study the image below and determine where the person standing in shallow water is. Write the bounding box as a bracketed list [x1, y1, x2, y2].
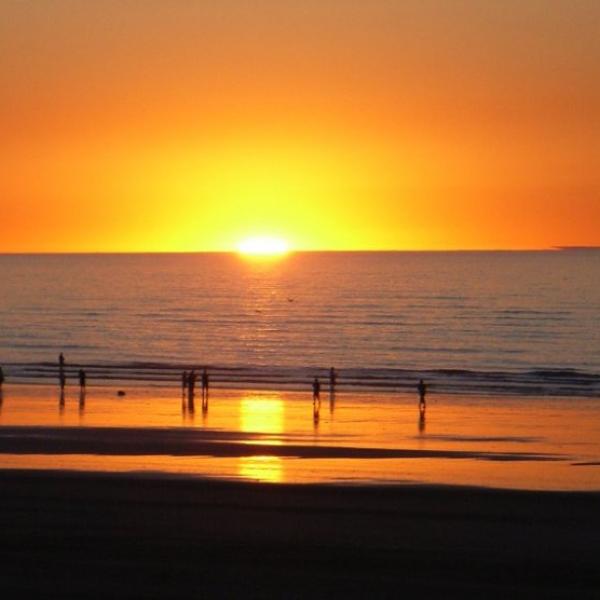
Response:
[78, 369, 86, 393]
[182, 371, 188, 396]
[188, 370, 196, 399]
[201, 368, 209, 397]
[418, 379, 427, 412]
[329, 367, 337, 395]
[58, 353, 66, 389]
[313, 377, 321, 402]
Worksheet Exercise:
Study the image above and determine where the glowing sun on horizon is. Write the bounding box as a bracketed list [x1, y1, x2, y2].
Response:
[237, 236, 290, 257]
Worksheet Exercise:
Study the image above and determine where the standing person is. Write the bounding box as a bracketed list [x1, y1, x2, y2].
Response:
[417, 379, 427, 413]
[78, 369, 86, 393]
[188, 370, 197, 414]
[59, 368, 67, 390]
[59, 353, 66, 389]
[329, 367, 337, 395]
[201, 368, 209, 397]
[312, 377, 321, 403]
[182, 371, 189, 396]
[188, 370, 196, 399]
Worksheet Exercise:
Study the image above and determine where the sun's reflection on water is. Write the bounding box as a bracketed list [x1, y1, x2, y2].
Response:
[237, 394, 284, 482]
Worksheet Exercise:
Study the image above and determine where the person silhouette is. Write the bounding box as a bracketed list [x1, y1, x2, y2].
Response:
[313, 377, 321, 402]
[188, 370, 196, 399]
[201, 368, 209, 396]
[329, 367, 337, 394]
[418, 379, 427, 412]
[0, 365, 4, 388]
[182, 371, 189, 395]
[78, 369, 86, 392]
[58, 353, 66, 389]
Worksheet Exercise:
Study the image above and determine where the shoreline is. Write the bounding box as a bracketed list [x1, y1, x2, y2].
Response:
[2, 360, 599, 399]
[1, 469, 599, 598]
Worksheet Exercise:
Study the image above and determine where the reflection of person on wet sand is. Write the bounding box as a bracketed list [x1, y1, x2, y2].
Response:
[418, 410, 426, 433]
[313, 377, 321, 423]
[418, 379, 427, 413]
[182, 371, 188, 396]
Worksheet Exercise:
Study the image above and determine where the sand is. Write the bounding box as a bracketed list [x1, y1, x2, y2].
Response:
[1, 469, 599, 599]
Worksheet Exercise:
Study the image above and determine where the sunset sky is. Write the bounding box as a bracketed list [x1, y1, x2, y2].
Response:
[1, 0, 598, 252]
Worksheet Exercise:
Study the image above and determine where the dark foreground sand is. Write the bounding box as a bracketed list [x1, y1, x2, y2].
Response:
[0, 470, 599, 599]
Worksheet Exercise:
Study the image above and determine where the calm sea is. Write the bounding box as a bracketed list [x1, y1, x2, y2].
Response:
[1, 251, 599, 397]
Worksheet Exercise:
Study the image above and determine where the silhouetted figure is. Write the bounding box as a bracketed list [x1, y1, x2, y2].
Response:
[58, 353, 66, 389]
[59, 369, 67, 390]
[418, 379, 427, 413]
[0, 365, 4, 388]
[78, 369, 86, 392]
[313, 377, 321, 402]
[329, 367, 337, 394]
[182, 371, 189, 395]
[201, 368, 209, 396]
[187, 370, 196, 414]
[188, 370, 197, 400]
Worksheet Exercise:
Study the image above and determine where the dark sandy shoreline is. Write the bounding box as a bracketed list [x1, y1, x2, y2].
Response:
[1, 469, 599, 598]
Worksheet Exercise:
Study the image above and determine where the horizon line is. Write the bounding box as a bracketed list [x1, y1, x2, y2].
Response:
[1, 247, 598, 256]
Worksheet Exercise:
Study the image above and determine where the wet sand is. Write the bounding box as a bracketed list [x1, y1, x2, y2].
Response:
[1, 383, 600, 489]
[1, 469, 599, 599]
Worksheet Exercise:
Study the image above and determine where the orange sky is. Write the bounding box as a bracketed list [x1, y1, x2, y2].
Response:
[1, 0, 599, 251]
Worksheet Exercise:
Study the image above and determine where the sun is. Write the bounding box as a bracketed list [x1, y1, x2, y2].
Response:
[237, 236, 290, 257]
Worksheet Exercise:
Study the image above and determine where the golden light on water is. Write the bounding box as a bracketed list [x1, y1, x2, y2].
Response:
[238, 395, 284, 482]
[237, 236, 290, 257]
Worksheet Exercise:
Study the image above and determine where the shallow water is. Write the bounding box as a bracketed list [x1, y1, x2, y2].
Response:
[1, 384, 599, 490]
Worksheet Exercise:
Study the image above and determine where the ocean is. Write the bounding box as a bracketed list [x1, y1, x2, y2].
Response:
[1, 251, 599, 397]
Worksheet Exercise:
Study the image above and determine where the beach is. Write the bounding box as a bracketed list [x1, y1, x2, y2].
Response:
[1, 469, 599, 598]
[0, 382, 599, 596]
